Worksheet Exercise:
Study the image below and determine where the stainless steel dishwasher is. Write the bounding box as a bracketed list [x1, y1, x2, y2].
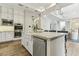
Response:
[33, 37, 46, 56]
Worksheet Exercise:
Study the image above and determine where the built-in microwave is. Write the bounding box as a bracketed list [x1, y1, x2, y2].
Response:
[2, 19, 13, 26]
[14, 23, 23, 30]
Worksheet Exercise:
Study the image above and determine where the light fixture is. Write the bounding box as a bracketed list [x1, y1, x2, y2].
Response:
[47, 3, 56, 9]
[35, 3, 56, 12]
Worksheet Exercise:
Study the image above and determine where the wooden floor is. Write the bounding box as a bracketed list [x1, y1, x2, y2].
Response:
[0, 40, 31, 56]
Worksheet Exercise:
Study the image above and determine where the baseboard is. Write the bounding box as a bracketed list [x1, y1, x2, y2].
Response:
[0, 39, 21, 44]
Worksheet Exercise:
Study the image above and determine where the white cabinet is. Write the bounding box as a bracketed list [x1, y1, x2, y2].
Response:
[14, 8, 24, 24]
[0, 32, 2, 42]
[1, 7, 8, 19]
[0, 32, 14, 42]
[2, 32, 6, 42]
[22, 33, 33, 55]
[7, 8, 13, 20]
[6, 32, 14, 41]
[1, 7, 13, 20]
[28, 37, 33, 55]
[50, 36, 65, 56]
[0, 32, 6, 42]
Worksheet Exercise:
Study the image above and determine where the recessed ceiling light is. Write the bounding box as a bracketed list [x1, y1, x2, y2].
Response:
[18, 3, 24, 6]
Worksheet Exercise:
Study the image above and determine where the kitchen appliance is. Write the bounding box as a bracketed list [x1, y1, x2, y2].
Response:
[14, 23, 23, 38]
[14, 30, 22, 38]
[14, 23, 23, 30]
[2, 19, 13, 26]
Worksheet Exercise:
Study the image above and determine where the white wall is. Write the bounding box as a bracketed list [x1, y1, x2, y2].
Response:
[41, 14, 61, 30]
[41, 16, 51, 30]
[24, 10, 38, 33]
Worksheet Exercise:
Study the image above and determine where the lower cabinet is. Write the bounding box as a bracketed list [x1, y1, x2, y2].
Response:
[0, 33, 2, 42]
[6, 32, 14, 41]
[2, 32, 6, 42]
[0, 32, 14, 42]
[22, 33, 33, 55]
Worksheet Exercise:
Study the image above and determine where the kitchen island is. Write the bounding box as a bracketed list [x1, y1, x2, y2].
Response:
[22, 32, 66, 56]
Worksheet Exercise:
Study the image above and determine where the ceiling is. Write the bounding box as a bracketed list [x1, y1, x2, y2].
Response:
[22, 3, 55, 12]
[50, 3, 79, 20]
[0, 3, 72, 13]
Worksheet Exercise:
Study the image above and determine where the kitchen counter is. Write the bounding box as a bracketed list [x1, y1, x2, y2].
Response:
[27, 32, 65, 40]
[0, 26, 14, 32]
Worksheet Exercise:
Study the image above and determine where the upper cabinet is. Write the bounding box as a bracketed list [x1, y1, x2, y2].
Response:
[1, 6, 14, 20]
[14, 8, 24, 25]
[0, 6, 24, 25]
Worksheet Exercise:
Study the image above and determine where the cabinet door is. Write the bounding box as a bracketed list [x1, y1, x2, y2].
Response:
[22, 33, 29, 50]
[22, 33, 33, 55]
[18, 15, 24, 24]
[28, 38, 33, 55]
[6, 32, 14, 41]
[22, 32, 26, 46]
[0, 32, 2, 42]
[1, 7, 8, 19]
[7, 8, 13, 20]
[2, 32, 6, 42]
[14, 8, 24, 24]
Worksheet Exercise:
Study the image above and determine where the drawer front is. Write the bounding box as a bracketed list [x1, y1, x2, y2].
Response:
[2, 32, 6, 42]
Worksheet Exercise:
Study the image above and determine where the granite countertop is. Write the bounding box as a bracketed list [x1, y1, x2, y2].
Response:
[27, 32, 65, 40]
[0, 26, 14, 32]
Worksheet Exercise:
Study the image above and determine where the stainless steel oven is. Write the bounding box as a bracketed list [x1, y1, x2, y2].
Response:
[14, 23, 23, 38]
[14, 30, 22, 38]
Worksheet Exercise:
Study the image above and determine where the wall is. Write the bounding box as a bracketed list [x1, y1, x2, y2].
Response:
[70, 19, 79, 31]
[41, 14, 61, 30]
[24, 10, 38, 33]
[41, 16, 51, 30]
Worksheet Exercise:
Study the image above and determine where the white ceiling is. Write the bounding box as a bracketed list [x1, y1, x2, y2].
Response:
[21, 3, 56, 12]
[51, 3, 79, 20]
